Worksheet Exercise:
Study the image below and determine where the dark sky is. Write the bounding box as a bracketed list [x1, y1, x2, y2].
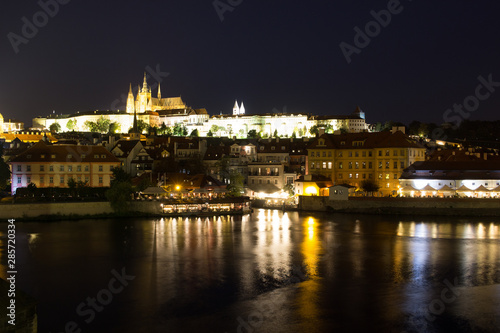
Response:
[1, 0, 500, 127]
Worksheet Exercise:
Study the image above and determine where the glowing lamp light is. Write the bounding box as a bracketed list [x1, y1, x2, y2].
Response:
[305, 186, 318, 196]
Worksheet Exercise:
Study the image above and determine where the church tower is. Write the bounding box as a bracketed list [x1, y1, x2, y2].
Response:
[233, 100, 239, 115]
[135, 73, 152, 113]
[129, 104, 141, 140]
[126, 83, 135, 114]
[157, 83, 162, 100]
[239, 101, 245, 115]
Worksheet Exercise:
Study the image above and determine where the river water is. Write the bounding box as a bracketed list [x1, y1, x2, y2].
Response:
[1, 210, 500, 333]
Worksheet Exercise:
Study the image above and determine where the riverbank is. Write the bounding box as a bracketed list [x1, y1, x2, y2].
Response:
[299, 196, 500, 216]
[0, 201, 251, 222]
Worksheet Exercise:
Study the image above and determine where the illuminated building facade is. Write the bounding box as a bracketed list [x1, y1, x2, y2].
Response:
[32, 75, 369, 137]
[307, 131, 426, 196]
[399, 160, 500, 198]
[9, 141, 121, 193]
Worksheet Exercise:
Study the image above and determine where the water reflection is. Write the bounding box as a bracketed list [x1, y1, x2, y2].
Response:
[1, 212, 500, 332]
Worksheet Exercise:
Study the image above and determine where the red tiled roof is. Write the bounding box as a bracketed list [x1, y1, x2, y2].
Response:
[10, 141, 120, 163]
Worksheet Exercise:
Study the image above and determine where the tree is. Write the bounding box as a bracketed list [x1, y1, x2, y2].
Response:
[110, 167, 131, 186]
[84, 120, 98, 132]
[106, 181, 134, 213]
[247, 129, 259, 139]
[66, 119, 77, 131]
[309, 125, 319, 136]
[49, 122, 61, 133]
[136, 120, 148, 133]
[226, 170, 244, 197]
[0, 147, 11, 190]
[173, 123, 188, 136]
[106, 167, 134, 213]
[283, 183, 294, 197]
[67, 177, 77, 190]
[273, 129, 278, 138]
[108, 122, 121, 134]
[210, 125, 219, 135]
[27, 182, 37, 197]
[165, 126, 173, 136]
[158, 123, 167, 135]
[190, 129, 199, 137]
[360, 179, 380, 196]
[207, 130, 214, 137]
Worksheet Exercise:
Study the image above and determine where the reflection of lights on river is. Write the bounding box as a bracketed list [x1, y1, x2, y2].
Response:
[297, 216, 321, 326]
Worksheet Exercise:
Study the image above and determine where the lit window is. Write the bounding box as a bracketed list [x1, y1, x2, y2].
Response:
[328, 162, 332, 169]
[385, 174, 390, 180]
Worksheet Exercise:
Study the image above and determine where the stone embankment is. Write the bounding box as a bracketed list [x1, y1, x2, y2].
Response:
[299, 196, 500, 216]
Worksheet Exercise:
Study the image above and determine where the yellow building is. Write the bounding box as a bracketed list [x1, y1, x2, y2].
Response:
[307, 131, 426, 196]
[10, 141, 121, 194]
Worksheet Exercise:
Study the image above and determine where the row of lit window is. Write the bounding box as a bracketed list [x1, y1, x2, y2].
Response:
[311, 149, 414, 158]
[26, 153, 107, 159]
[250, 179, 279, 185]
[16, 165, 113, 172]
[17, 175, 103, 185]
[311, 161, 405, 170]
[337, 173, 398, 180]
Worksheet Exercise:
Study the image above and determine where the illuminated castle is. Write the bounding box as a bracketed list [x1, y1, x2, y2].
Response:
[126, 73, 187, 114]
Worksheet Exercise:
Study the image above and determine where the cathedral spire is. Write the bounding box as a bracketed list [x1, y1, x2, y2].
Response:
[142, 72, 148, 92]
[233, 100, 239, 115]
[126, 83, 135, 113]
[157, 82, 161, 100]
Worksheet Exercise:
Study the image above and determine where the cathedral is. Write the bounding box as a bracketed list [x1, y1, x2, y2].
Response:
[127, 73, 187, 114]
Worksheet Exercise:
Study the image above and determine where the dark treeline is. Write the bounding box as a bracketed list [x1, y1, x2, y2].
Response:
[371, 120, 500, 149]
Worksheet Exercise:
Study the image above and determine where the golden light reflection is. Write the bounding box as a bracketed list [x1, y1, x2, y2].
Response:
[254, 210, 292, 280]
[297, 216, 321, 326]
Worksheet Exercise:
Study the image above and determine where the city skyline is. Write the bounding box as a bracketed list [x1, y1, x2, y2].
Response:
[2, 1, 500, 127]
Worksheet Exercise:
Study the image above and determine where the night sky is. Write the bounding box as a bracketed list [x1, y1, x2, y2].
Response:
[2, 0, 500, 127]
